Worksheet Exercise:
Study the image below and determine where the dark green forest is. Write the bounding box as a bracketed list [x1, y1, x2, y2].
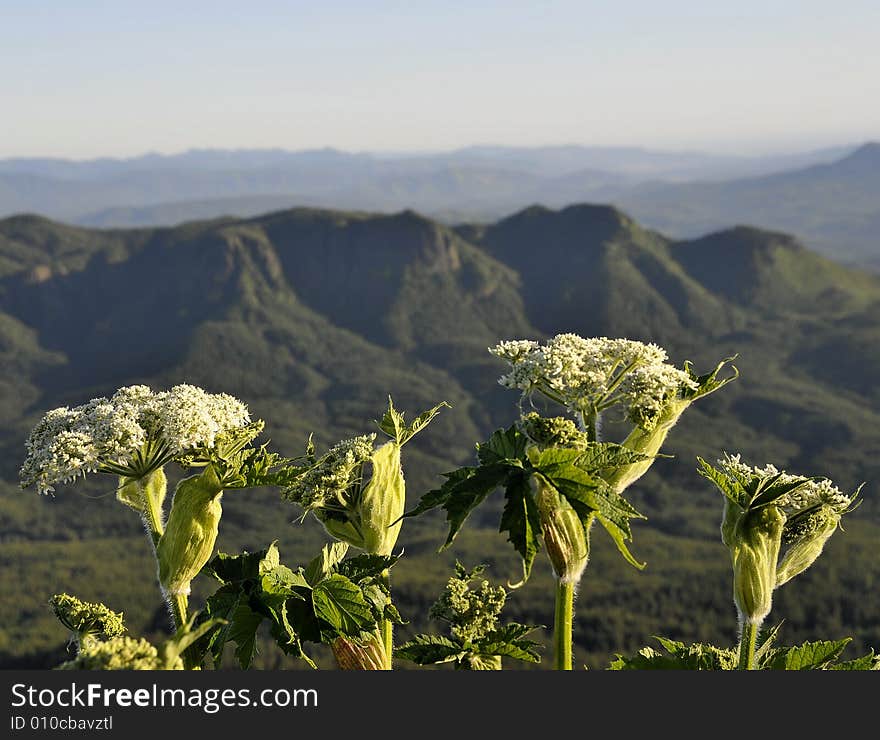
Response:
[1, 202, 878, 669]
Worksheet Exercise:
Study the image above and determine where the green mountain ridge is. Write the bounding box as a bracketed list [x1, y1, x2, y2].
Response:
[1, 204, 878, 668]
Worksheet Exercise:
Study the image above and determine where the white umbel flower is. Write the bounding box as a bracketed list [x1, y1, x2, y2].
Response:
[490, 334, 697, 429]
[20, 384, 251, 494]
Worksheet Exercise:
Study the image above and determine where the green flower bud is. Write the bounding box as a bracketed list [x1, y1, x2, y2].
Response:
[532, 475, 589, 583]
[115, 467, 167, 514]
[519, 413, 589, 450]
[157, 465, 224, 600]
[331, 631, 388, 670]
[607, 398, 688, 492]
[729, 505, 785, 625]
[317, 441, 404, 556]
[49, 594, 125, 650]
[56, 636, 183, 670]
[776, 505, 839, 587]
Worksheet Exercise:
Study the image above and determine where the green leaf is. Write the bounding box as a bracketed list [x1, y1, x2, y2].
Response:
[478, 623, 543, 663]
[477, 425, 528, 466]
[749, 475, 823, 510]
[829, 650, 880, 670]
[697, 457, 745, 507]
[377, 397, 449, 446]
[610, 638, 736, 670]
[311, 574, 375, 637]
[594, 512, 646, 570]
[206, 546, 271, 584]
[766, 639, 851, 670]
[576, 442, 652, 477]
[394, 634, 466, 665]
[225, 602, 265, 669]
[261, 563, 310, 598]
[303, 542, 350, 587]
[681, 357, 739, 401]
[417, 464, 510, 548]
[336, 553, 399, 582]
[499, 473, 542, 586]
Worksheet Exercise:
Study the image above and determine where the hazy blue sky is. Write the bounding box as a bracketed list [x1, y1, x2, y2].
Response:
[2, 1, 878, 158]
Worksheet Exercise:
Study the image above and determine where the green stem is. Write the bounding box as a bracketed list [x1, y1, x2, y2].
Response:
[738, 620, 759, 670]
[554, 579, 574, 670]
[169, 592, 188, 633]
[139, 474, 164, 550]
[583, 409, 599, 442]
[379, 568, 393, 670]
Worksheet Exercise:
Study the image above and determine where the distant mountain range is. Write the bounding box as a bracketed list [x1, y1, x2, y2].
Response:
[1, 203, 879, 667]
[4, 141, 878, 268]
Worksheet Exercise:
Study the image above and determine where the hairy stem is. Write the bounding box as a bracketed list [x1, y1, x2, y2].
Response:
[554, 579, 574, 670]
[738, 620, 759, 670]
[379, 568, 393, 670]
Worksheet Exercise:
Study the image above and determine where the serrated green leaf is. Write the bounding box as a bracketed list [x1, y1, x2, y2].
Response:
[697, 457, 746, 506]
[499, 473, 542, 586]
[477, 425, 528, 466]
[224, 602, 264, 669]
[595, 512, 645, 570]
[206, 547, 270, 584]
[378, 397, 449, 446]
[336, 553, 399, 582]
[261, 563, 310, 597]
[682, 357, 739, 401]
[829, 651, 880, 670]
[304, 541, 350, 587]
[394, 634, 466, 665]
[428, 464, 511, 548]
[311, 573, 375, 636]
[478, 623, 542, 663]
[749, 475, 822, 510]
[576, 442, 653, 476]
[767, 639, 851, 670]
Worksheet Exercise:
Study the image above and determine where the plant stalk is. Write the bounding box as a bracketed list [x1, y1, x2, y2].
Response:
[379, 568, 393, 670]
[554, 579, 574, 670]
[738, 620, 759, 670]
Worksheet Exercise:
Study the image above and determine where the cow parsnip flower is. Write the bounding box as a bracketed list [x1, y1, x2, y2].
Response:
[698, 453, 862, 669]
[56, 636, 182, 670]
[20, 384, 251, 494]
[49, 593, 125, 649]
[283, 434, 377, 512]
[429, 563, 507, 644]
[491, 334, 698, 431]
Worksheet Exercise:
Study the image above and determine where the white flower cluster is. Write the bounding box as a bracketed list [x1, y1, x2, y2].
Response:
[20, 384, 250, 494]
[717, 453, 853, 513]
[283, 434, 376, 510]
[490, 334, 697, 428]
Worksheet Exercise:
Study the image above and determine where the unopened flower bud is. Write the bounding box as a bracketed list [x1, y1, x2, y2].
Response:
[532, 475, 589, 583]
[157, 465, 224, 600]
[730, 505, 785, 625]
[607, 398, 689, 492]
[776, 505, 839, 586]
[116, 468, 167, 521]
[331, 631, 388, 670]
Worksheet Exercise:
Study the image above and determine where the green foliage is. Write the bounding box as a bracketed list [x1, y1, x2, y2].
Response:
[610, 631, 880, 671]
[405, 423, 648, 583]
[395, 562, 542, 670]
[193, 542, 401, 669]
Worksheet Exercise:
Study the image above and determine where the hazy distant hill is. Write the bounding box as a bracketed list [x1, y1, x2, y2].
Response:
[1, 204, 878, 669]
[618, 142, 880, 265]
[0, 143, 854, 227]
